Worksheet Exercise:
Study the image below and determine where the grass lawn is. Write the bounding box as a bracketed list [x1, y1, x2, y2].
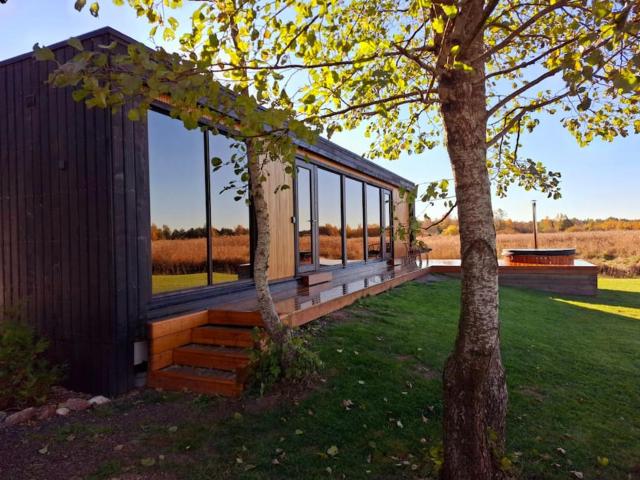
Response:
[2, 278, 638, 479]
[152, 272, 238, 294]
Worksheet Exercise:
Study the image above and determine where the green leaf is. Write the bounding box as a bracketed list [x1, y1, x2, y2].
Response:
[127, 108, 140, 122]
[89, 2, 99, 17]
[441, 4, 458, 17]
[432, 17, 445, 34]
[33, 45, 55, 62]
[72, 89, 89, 102]
[327, 445, 339, 456]
[68, 37, 84, 52]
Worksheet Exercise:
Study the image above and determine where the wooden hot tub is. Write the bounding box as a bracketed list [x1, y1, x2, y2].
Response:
[502, 248, 576, 266]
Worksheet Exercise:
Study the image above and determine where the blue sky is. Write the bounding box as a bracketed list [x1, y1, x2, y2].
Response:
[2, 1, 638, 221]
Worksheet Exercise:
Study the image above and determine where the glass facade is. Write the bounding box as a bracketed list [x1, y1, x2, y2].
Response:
[366, 185, 382, 259]
[148, 110, 252, 295]
[148, 111, 208, 294]
[383, 191, 393, 257]
[297, 166, 314, 267]
[317, 168, 343, 266]
[344, 178, 365, 263]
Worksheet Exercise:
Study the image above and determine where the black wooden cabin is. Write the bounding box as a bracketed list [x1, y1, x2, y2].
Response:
[0, 27, 415, 395]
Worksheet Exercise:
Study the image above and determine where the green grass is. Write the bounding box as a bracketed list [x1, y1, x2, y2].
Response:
[152, 272, 238, 294]
[111, 278, 640, 478]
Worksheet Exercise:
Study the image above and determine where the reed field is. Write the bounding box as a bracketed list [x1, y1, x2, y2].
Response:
[420, 230, 640, 277]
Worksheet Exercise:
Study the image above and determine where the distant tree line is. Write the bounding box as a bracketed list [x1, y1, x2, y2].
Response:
[426, 213, 640, 236]
[151, 224, 250, 241]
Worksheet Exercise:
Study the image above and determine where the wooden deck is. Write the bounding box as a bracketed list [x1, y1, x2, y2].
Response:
[429, 259, 598, 296]
[146, 257, 599, 396]
[147, 260, 429, 396]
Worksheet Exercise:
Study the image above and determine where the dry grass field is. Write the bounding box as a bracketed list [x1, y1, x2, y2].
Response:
[420, 230, 640, 276]
[152, 235, 250, 274]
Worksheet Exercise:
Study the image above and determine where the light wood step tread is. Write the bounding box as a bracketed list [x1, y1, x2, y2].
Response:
[208, 309, 264, 327]
[191, 325, 256, 348]
[172, 344, 252, 371]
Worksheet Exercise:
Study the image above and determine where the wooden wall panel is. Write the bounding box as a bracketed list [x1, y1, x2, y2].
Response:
[0, 33, 138, 395]
[263, 159, 295, 280]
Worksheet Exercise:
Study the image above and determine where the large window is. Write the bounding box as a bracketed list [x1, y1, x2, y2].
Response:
[317, 168, 343, 266]
[297, 166, 314, 267]
[383, 190, 393, 256]
[148, 110, 251, 295]
[344, 178, 364, 263]
[149, 111, 208, 294]
[209, 133, 251, 283]
[366, 185, 382, 259]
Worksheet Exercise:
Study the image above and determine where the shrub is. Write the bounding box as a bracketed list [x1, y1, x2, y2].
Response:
[0, 316, 63, 410]
[247, 329, 323, 396]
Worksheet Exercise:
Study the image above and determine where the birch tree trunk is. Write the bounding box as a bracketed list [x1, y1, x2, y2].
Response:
[246, 141, 289, 344]
[438, 3, 508, 478]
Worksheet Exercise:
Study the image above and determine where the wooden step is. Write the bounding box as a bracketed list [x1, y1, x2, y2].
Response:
[208, 309, 264, 327]
[173, 344, 251, 372]
[148, 365, 242, 397]
[191, 325, 256, 348]
[300, 271, 333, 287]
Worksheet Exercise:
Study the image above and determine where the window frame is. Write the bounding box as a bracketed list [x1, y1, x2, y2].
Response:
[148, 106, 255, 298]
[293, 155, 395, 275]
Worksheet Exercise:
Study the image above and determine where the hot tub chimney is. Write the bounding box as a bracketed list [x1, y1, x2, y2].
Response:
[532, 200, 538, 249]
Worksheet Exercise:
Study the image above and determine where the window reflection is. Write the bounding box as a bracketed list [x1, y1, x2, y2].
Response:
[345, 178, 364, 262]
[366, 185, 381, 259]
[383, 191, 393, 257]
[317, 168, 343, 266]
[149, 111, 208, 294]
[297, 167, 314, 266]
[209, 133, 251, 283]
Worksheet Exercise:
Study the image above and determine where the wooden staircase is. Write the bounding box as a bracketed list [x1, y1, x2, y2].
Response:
[147, 310, 264, 397]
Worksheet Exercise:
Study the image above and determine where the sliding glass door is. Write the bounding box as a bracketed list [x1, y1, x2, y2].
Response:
[296, 165, 315, 272]
[294, 159, 393, 274]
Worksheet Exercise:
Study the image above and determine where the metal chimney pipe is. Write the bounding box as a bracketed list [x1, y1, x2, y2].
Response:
[532, 200, 538, 249]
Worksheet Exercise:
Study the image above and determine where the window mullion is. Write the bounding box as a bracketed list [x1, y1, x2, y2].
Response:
[204, 131, 213, 285]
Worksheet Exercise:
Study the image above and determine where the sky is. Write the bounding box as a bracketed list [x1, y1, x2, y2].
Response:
[1, 1, 639, 222]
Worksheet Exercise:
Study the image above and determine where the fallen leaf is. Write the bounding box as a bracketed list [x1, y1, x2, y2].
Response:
[295, 429, 304, 435]
[557, 447, 566, 455]
[38, 445, 49, 455]
[396, 420, 404, 429]
[141, 458, 156, 467]
[168, 426, 178, 432]
[597, 456, 609, 466]
[570, 471, 584, 479]
[327, 445, 339, 457]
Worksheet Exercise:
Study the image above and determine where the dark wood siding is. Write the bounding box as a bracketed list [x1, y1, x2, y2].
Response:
[0, 32, 143, 395]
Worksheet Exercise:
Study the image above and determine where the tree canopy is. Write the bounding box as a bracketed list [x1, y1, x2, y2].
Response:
[34, 0, 640, 209]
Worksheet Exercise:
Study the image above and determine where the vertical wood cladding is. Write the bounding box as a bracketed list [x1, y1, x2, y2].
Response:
[0, 32, 144, 395]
